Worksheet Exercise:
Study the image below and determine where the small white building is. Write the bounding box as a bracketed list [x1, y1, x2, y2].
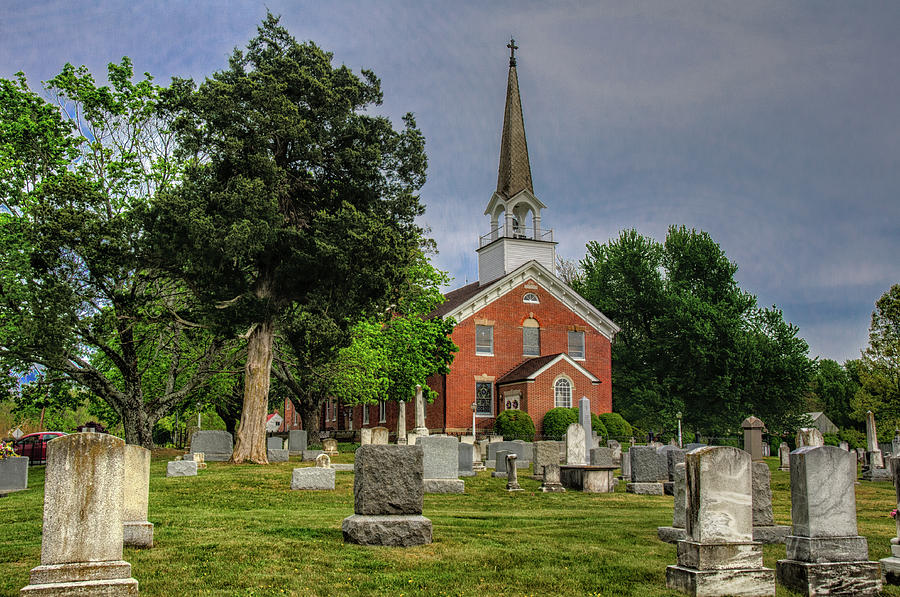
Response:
[803, 412, 838, 435]
[265, 413, 283, 433]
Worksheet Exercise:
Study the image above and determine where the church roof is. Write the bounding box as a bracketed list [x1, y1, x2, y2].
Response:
[497, 353, 601, 385]
[496, 38, 534, 200]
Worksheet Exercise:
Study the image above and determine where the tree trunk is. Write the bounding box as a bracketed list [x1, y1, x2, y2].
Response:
[296, 398, 321, 443]
[231, 320, 275, 463]
[121, 400, 156, 448]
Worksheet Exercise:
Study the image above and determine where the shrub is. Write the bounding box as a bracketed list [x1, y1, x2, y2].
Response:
[495, 410, 535, 442]
[822, 433, 840, 447]
[591, 413, 608, 437]
[541, 407, 578, 440]
[599, 412, 632, 439]
[839, 428, 866, 450]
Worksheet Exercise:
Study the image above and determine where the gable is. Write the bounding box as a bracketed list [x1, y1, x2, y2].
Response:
[439, 261, 619, 340]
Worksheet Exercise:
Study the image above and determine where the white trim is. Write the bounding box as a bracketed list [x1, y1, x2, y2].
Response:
[497, 353, 600, 384]
[446, 261, 620, 340]
[554, 375, 573, 409]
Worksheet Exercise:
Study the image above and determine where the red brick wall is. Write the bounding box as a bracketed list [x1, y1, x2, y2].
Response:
[439, 278, 612, 434]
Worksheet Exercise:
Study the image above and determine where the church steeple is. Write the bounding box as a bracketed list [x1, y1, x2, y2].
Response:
[496, 37, 534, 200]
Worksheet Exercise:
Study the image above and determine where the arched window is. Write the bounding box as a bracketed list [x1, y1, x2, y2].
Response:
[523, 292, 539, 304]
[523, 318, 540, 356]
[554, 377, 572, 408]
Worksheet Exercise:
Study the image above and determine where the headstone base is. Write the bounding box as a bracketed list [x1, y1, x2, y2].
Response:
[540, 482, 565, 493]
[459, 470, 476, 477]
[267, 449, 289, 463]
[423, 478, 464, 494]
[677, 540, 763, 570]
[195, 451, 230, 462]
[775, 559, 881, 596]
[341, 514, 432, 547]
[658, 526, 686, 544]
[752, 525, 790, 545]
[123, 521, 153, 548]
[166, 460, 197, 477]
[785, 535, 869, 562]
[506, 481, 523, 492]
[666, 564, 774, 596]
[21, 561, 139, 595]
[331, 463, 354, 472]
[472, 463, 486, 472]
[491, 471, 507, 478]
[880, 556, 900, 585]
[290, 467, 335, 490]
[626, 482, 664, 495]
[861, 466, 892, 481]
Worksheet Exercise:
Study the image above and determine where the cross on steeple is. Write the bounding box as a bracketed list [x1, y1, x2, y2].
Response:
[507, 37, 518, 67]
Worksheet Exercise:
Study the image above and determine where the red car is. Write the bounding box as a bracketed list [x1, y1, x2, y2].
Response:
[13, 432, 67, 465]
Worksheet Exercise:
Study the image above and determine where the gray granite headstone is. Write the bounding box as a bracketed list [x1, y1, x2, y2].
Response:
[606, 440, 622, 465]
[590, 447, 614, 467]
[578, 397, 591, 464]
[751, 460, 790, 544]
[492, 450, 511, 477]
[189, 430, 233, 461]
[533, 441, 558, 479]
[417, 435, 464, 493]
[291, 467, 335, 490]
[658, 462, 687, 543]
[657, 445, 684, 481]
[629, 446, 659, 483]
[267, 436, 284, 451]
[288, 430, 307, 454]
[778, 442, 791, 470]
[458, 442, 475, 477]
[167, 460, 198, 477]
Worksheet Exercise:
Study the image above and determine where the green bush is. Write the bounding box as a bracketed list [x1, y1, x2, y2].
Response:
[541, 407, 578, 440]
[590, 413, 608, 437]
[838, 428, 866, 450]
[599, 412, 633, 439]
[495, 410, 536, 442]
[822, 433, 840, 447]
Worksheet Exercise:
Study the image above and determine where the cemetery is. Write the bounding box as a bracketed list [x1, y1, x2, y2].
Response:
[3, 430, 900, 596]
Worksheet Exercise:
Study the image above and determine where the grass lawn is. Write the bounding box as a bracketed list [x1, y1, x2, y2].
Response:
[2, 453, 899, 596]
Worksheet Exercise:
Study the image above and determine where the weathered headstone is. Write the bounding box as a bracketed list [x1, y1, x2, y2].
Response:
[458, 442, 476, 477]
[621, 448, 632, 479]
[862, 410, 891, 481]
[303, 449, 324, 461]
[417, 435, 464, 493]
[291, 465, 335, 490]
[626, 445, 663, 494]
[492, 450, 511, 478]
[839, 441, 850, 451]
[607, 440, 622, 466]
[776, 446, 881, 595]
[778, 442, 790, 471]
[590, 447, 614, 467]
[267, 447, 289, 462]
[396, 400, 407, 444]
[578, 397, 591, 464]
[288, 430, 307, 454]
[167, 460, 198, 477]
[658, 462, 687, 543]
[880, 456, 900, 584]
[565, 423, 587, 465]
[533, 441, 558, 480]
[322, 438, 339, 455]
[0, 454, 28, 495]
[315, 453, 331, 468]
[506, 454, 523, 492]
[751, 461, 790, 544]
[360, 428, 373, 446]
[796, 427, 824, 448]
[660, 446, 686, 495]
[540, 463, 566, 493]
[123, 445, 153, 548]
[486, 441, 530, 466]
[742, 415, 766, 461]
[341, 445, 432, 546]
[267, 436, 284, 451]
[412, 384, 429, 439]
[188, 429, 233, 461]
[20, 433, 139, 595]
[893, 432, 900, 456]
[684, 443, 706, 451]
[371, 426, 389, 445]
[666, 446, 775, 596]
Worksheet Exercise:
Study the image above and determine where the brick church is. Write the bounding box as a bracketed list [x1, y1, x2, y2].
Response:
[283, 41, 619, 439]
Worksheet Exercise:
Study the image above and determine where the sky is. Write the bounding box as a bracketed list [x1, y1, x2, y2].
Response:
[2, 1, 898, 364]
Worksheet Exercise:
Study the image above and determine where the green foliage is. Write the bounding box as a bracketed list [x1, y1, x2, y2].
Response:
[574, 226, 813, 435]
[809, 359, 859, 429]
[494, 410, 535, 442]
[839, 428, 866, 450]
[822, 433, 840, 447]
[598, 412, 633, 439]
[852, 284, 900, 431]
[541, 407, 578, 440]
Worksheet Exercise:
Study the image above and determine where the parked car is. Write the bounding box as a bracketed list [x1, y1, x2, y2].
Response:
[12, 432, 67, 465]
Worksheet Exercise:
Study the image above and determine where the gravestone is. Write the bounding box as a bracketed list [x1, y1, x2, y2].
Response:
[396, 400, 407, 444]
[322, 438, 339, 456]
[0, 455, 28, 495]
[315, 453, 331, 468]
[839, 441, 850, 451]
[360, 428, 373, 446]
[658, 462, 687, 543]
[578, 397, 592, 464]
[776, 445, 881, 595]
[621, 449, 631, 479]
[607, 440, 622, 466]
[412, 384, 429, 439]
[417, 435, 464, 493]
[506, 454, 523, 491]
[796, 427, 824, 448]
[778, 442, 790, 471]
[371, 426, 389, 445]
[533, 441, 558, 480]
[893, 432, 900, 456]
[661, 446, 686, 495]
[167, 460, 198, 477]
[20, 433, 139, 595]
[458, 442, 476, 477]
[492, 450, 511, 478]
[267, 436, 284, 451]
[123, 445, 153, 548]
[341, 445, 432, 547]
[862, 410, 891, 481]
[188, 429, 233, 461]
[291, 466, 335, 490]
[751, 461, 790, 544]
[540, 463, 566, 493]
[684, 443, 706, 451]
[626, 445, 663, 494]
[880, 456, 900, 584]
[565, 423, 587, 465]
[666, 446, 775, 596]
[486, 441, 530, 466]
[590, 447, 614, 467]
[303, 449, 324, 461]
[742, 415, 766, 461]
[267, 447, 289, 462]
[288, 430, 307, 455]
